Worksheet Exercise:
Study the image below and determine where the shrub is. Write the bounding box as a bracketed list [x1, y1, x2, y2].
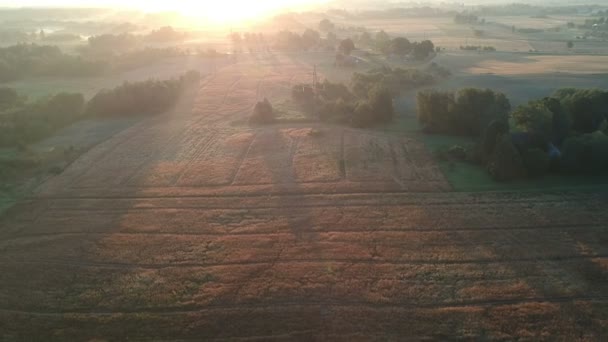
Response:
[522, 148, 551, 178]
[250, 98, 275, 124]
[486, 135, 527, 181]
[447, 145, 467, 160]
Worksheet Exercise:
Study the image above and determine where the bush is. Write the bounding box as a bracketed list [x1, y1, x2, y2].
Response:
[486, 135, 527, 181]
[522, 148, 551, 178]
[447, 145, 467, 160]
[250, 98, 275, 124]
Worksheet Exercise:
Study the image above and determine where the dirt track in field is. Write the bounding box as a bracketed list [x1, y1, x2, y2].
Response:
[1, 54, 607, 340]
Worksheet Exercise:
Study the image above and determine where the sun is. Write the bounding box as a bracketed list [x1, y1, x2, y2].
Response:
[140, 0, 324, 26]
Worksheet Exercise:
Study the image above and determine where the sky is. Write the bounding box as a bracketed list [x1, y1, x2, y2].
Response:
[1, 0, 328, 23]
[1, 0, 327, 21]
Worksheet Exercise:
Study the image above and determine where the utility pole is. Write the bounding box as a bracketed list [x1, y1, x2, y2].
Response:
[312, 64, 319, 119]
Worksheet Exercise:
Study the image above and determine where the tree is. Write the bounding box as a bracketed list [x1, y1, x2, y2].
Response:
[416, 90, 454, 133]
[319, 18, 335, 32]
[567, 41, 574, 49]
[338, 38, 355, 55]
[512, 97, 570, 144]
[412, 40, 435, 60]
[375, 30, 391, 53]
[487, 135, 527, 181]
[250, 98, 275, 124]
[452, 88, 511, 136]
[390, 37, 412, 56]
[0, 87, 20, 110]
[301, 29, 321, 50]
[556, 88, 608, 134]
[368, 85, 394, 124]
[358, 31, 373, 46]
[522, 148, 550, 178]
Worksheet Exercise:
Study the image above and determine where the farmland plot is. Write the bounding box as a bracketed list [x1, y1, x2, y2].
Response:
[1, 54, 607, 340]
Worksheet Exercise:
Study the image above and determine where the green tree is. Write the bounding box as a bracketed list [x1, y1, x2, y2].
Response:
[487, 135, 527, 181]
[338, 38, 355, 55]
[319, 19, 335, 32]
[390, 37, 412, 56]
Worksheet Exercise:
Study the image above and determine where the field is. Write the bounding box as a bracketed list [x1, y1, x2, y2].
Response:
[1, 8, 608, 339]
[1, 51, 607, 339]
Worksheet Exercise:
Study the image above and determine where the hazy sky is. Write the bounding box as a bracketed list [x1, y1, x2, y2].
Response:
[2, 0, 327, 22]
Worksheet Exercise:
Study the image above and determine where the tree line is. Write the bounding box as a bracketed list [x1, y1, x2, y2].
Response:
[417, 87, 608, 180]
[0, 71, 200, 147]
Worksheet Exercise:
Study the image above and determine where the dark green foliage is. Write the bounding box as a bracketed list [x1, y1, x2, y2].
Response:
[250, 98, 275, 124]
[487, 135, 527, 181]
[86, 71, 199, 118]
[512, 97, 571, 144]
[319, 19, 335, 32]
[447, 145, 467, 160]
[301, 29, 321, 50]
[482, 120, 510, 157]
[318, 98, 354, 124]
[144, 26, 186, 43]
[454, 13, 478, 24]
[351, 101, 374, 127]
[561, 131, 608, 174]
[352, 66, 439, 98]
[0, 87, 21, 110]
[417, 88, 510, 137]
[338, 38, 355, 55]
[555, 88, 608, 134]
[87, 33, 138, 52]
[0, 91, 85, 147]
[522, 148, 551, 178]
[368, 85, 394, 124]
[291, 84, 314, 107]
[390, 37, 412, 56]
[411, 40, 435, 60]
[0, 44, 106, 81]
[319, 80, 354, 102]
[416, 89, 454, 133]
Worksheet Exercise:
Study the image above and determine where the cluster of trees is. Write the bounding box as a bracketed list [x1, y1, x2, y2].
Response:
[419, 87, 608, 180]
[417, 88, 511, 137]
[86, 70, 200, 117]
[454, 14, 481, 24]
[275, 30, 322, 52]
[352, 64, 449, 98]
[0, 88, 85, 147]
[460, 45, 496, 52]
[86, 27, 189, 53]
[0, 71, 201, 147]
[356, 31, 435, 60]
[291, 78, 394, 128]
[0, 44, 107, 82]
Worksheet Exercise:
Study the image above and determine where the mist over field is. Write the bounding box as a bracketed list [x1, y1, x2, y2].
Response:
[1, 0, 608, 340]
